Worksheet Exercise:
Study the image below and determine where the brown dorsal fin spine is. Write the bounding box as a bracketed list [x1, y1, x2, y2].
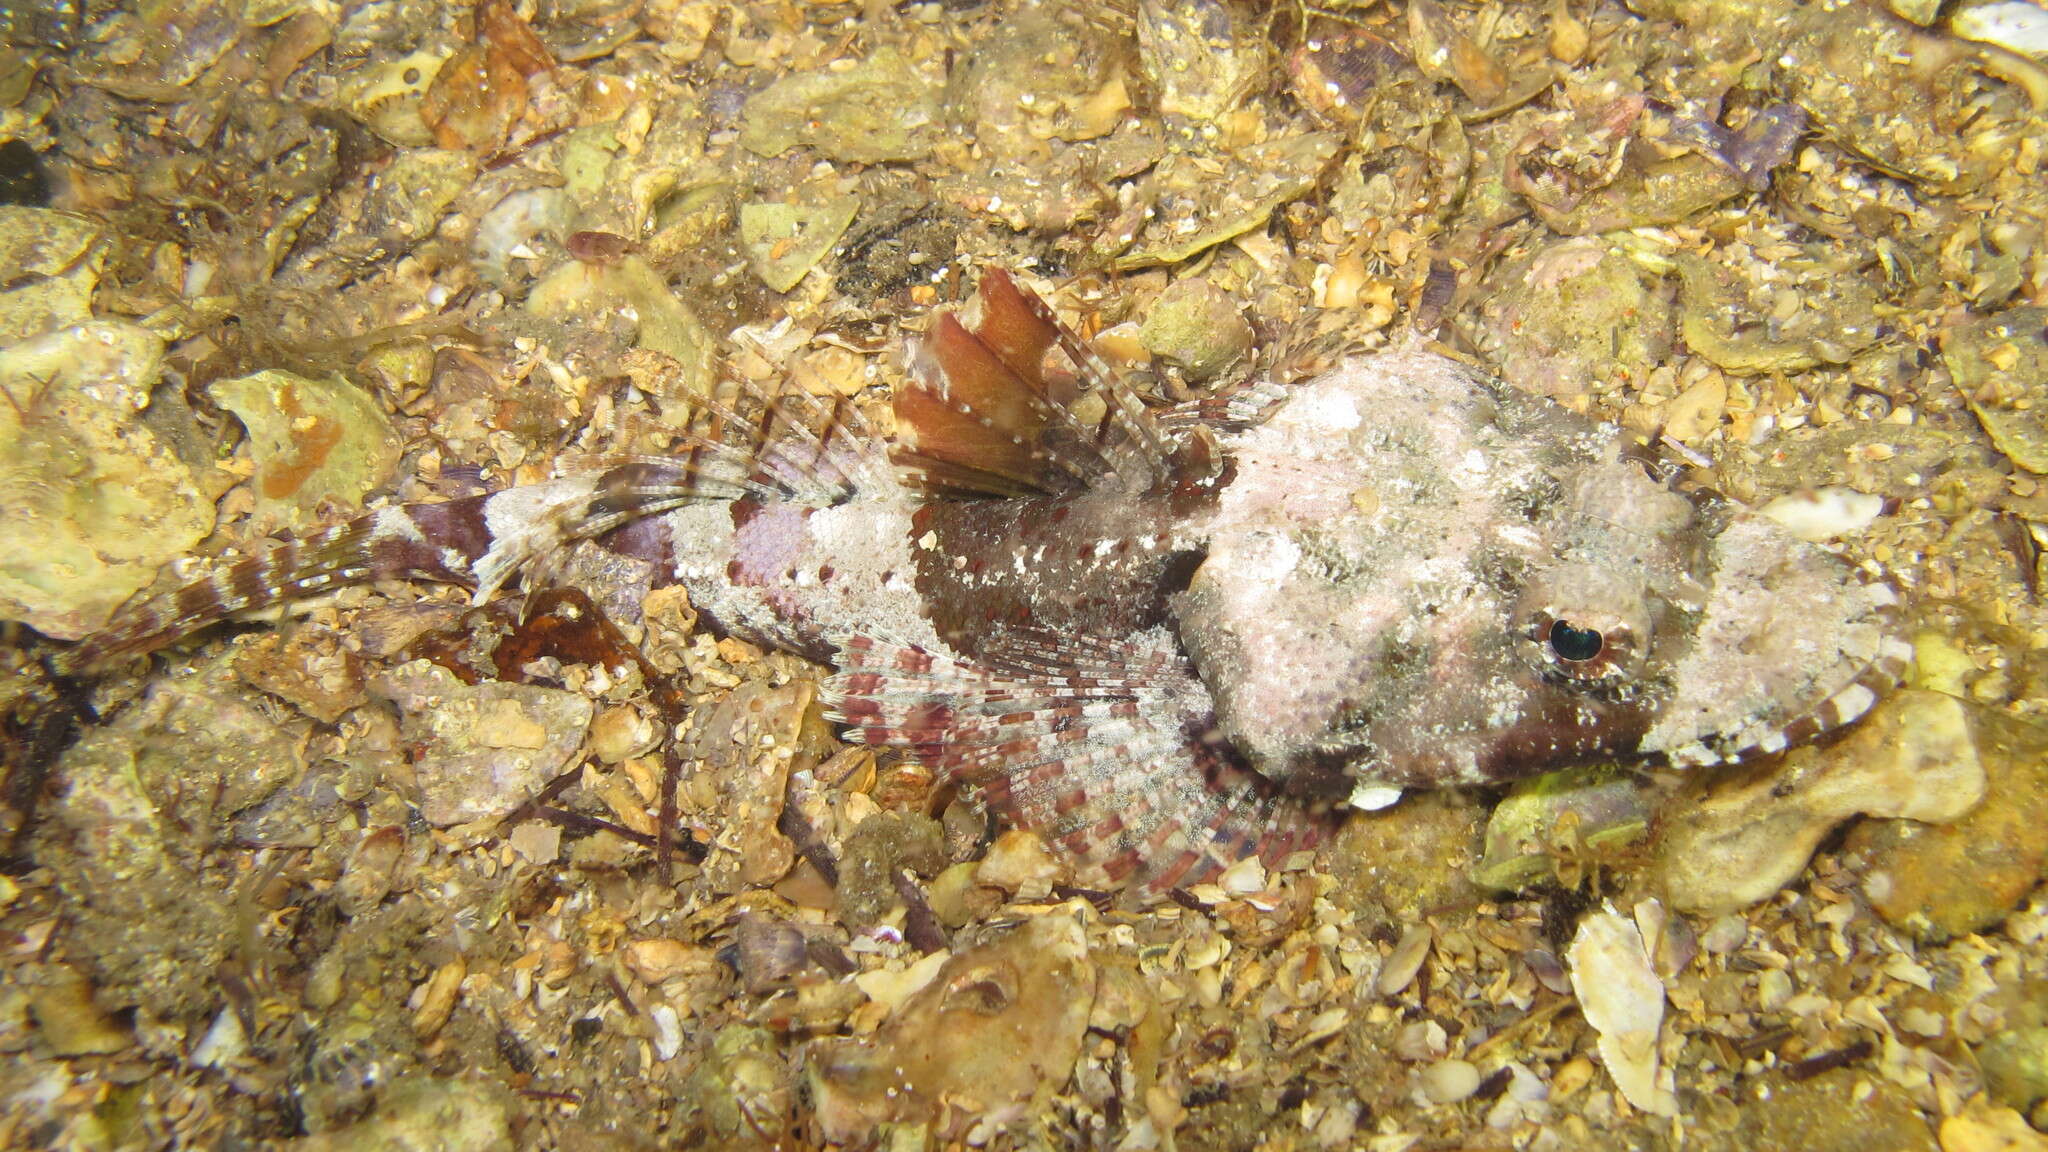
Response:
[971, 266, 1063, 383]
[1017, 277, 1178, 490]
[894, 269, 1184, 497]
[896, 311, 1089, 495]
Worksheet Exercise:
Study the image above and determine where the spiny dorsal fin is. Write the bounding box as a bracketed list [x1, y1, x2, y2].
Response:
[894, 269, 1181, 498]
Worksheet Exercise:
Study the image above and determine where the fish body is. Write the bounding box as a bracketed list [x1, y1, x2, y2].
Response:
[61, 271, 1909, 893]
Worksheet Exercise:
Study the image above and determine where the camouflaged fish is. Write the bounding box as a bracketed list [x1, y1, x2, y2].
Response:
[63, 270, 1910, 893]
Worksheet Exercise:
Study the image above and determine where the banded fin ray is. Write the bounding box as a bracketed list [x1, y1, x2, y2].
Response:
[65, 373, 890, 674]
[825, 628, 1331, 894]
[64, 501, 488, 673]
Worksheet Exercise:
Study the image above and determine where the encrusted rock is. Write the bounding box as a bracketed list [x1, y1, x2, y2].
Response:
[621, 938, 721, 986]
[740, 197, 860, 294]
[291, 1076, 512, 1152]
[691, 679, 817, 894]
[1466, 239, 1676, 406]
[808, 912, 1096, 1142]
[1742, 1067, 1939, 1152]
[837, 811, 946, 926]
[1654, 690, 1993, 915]
[926, 861, 1004, 928]
[1777, 1, 2029, 193]
[0, 206, 103, 341]
[1948, 306, 2048, 474]
[1326, 791, 1488, 919]
[39, 668, 303, 1030]
[1845, 701, 2048, 940]
[233, 627, 368, 724]
[0, 321, 213, 640]
[28, 967, 132, 1057]
[1976, 1011, 2048, 1119]
[1139, 277, 1255, 381]
[369, 659, 593, 827]
[682, 1025, 792, 1144]
[1674, 248, 1883, 376]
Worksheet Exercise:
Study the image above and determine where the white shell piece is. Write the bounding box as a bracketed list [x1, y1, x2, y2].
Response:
[1953, 1, 2048, 57]
[1758, 486, 1885, 542]
[1348, 783, 1405, 810]
[1568, 905, 1679, 1115]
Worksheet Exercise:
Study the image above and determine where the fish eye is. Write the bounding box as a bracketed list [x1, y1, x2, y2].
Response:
[1516, 606, 1641, 688]
[1511, 566, 1652, 692]
[1548, 619, 1603, 662]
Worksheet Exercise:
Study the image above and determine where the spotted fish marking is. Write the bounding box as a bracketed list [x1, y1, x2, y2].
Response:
[57, 270, 1909, 894]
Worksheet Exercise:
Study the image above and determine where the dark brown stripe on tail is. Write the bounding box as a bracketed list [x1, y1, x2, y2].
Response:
[65, 498, 498, 673]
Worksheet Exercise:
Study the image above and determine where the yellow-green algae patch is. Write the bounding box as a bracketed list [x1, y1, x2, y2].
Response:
[208, 369, 401, 531]
[0, 322, 212, 640]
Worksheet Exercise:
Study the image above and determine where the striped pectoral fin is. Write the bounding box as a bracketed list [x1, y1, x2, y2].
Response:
[823, 629, 1331, 896]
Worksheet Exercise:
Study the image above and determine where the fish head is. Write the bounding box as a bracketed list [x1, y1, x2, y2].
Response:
[1172, 349, 1907, 803]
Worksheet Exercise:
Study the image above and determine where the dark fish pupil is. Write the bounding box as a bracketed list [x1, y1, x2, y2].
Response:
[1548, 620, 1603, 662]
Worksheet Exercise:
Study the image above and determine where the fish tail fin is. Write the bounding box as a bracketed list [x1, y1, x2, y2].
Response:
[61, 499, 489, 673]
[65, 369, 894, 673]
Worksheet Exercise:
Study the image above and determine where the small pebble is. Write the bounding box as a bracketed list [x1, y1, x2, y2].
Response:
[650, 1004, 682, 1061]
[1421, 1059, 1482, 1104]
[411, 956, 466, 1040]
[621, 939, 718, 985]
[974, 829, 1063, 899]
[1377, 924, 1433, 996]
[30, 971, 131, 1057]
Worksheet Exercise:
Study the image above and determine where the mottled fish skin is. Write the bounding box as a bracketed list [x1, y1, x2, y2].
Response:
[57, 271, 1909, 894]
[1173, 348, 1910, 800]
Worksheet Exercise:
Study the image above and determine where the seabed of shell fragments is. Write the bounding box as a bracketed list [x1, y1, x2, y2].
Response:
[1, 0, 2047, 1148]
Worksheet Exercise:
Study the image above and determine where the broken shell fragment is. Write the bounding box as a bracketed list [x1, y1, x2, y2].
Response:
[1675, 251, 1883, 376]
[1407, 0, 1509, 106]
[733, 915, 811, 994]
[1953, 1, 2048, 58]
[1568, 905, 1677, 1116]
[1287, 28, 1415, 128]
[740, 197, 861, 294]
[1757, 486, 1888, 542]
[368, 660, 593, 827]
[334, 50, 449, 147]
[209, 369, 402, 532]
[739, 48, 940, 163]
